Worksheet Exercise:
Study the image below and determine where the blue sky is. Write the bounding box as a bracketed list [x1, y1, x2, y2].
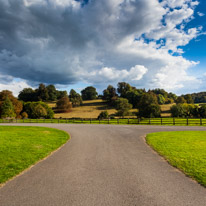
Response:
[0, 0, 205, 96]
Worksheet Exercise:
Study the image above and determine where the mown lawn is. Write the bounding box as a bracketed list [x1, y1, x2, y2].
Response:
[0, 126, 69, 185]
[146, 131, 206, 187]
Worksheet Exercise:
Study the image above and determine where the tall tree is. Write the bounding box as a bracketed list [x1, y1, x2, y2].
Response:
[18, 88, 37, 102]
[46, 85, 58, 101]
[117, 82, 132, 98]
[37, 83, 49, 101]
[138, 93, 161, 117]
[81, 86, 98, 100]
[103, 85, 117, 103]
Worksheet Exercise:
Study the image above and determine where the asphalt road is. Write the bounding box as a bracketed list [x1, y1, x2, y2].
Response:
[0, 124, 206, 206]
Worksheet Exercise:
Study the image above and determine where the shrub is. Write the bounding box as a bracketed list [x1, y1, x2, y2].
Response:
[98, 111, 109, 119]
[56, 96, 72, 113]
[1, 97, 16, 118]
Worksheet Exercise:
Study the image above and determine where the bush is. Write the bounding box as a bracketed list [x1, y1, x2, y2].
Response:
[1, 97, 16, 118]
[21, 112, 28, 119]
[56, 96, 72, 113]
[98, 111, 109, 119]
[23, 102, 54, 119]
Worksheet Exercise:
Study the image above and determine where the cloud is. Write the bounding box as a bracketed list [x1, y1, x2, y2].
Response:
[84, 65, 148, 83]
[0, 0, 204, 94]
[0, 75, 33, 97]
[197, 12, 205, 17]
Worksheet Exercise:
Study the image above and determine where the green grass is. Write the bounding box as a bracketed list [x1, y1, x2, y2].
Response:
[0, 126, 69, 185]
[146, 131, 206, 187]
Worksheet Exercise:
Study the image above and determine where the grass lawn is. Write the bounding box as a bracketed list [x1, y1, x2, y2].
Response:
[146, 131, 206, 187]
[0, 126, 69, 185]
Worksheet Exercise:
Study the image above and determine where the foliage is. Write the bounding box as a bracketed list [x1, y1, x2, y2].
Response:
[21, 112, 28, 119]
[0, 126, 69, 184]
[1, 97, 16, 118]
[146, 131, 206, 187]
[23, 101, 54, 118]
[98, 111, 109, 119]
[171, 103, 201, 118]
[125, 89, 145, 108]
[117, 82, 132, 98]
[175, 96, 186, 104]
[0, 90, 23, 117]
[81, 86, 98, 100]
[18, 84, 68, 102]
[56, 96, 72, 113]
[18, 88, 37, 101]
[46, 85, 58, 101]
[138, 93, 161, 117]
[103, 85, 117, 103]
[182, 94, 193, 104]
[115, 98, 132, 117]
[37, 83, 49, 101]
[69, 89, 82, 107]
[157, 94, 165, 105]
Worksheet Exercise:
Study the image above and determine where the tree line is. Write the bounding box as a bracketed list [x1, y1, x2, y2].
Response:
[1, 82, 206, 119]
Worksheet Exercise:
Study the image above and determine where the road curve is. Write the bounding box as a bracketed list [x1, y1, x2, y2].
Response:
[0, 124, 206, 206]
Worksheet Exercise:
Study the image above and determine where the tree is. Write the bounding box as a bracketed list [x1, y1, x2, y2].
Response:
[81, 86, 98, 100]
[23, 102, 54, 119]
[199, 105, 206, 118]
[18, 88, 37, 102]
[138, 93, 161, 117]
[57, 90, 68, 99]
[157, 94, 165, 105]
[36, 83, 49, 101]
[182, 94, 194, 104]
[117, 82, 132, 98]
[103, 85, 117, 103]
[56, 96, 72, 113]
[1, 97, 16, 118]
[115, 98, 132, 117]
[0, 90, 23, 117]
[69, 89, 82, 107]
[125, 89, 144, 108]
[98, 111, 109, 119]
[46, 85, 58, 101]
[175, 96, 186, 104]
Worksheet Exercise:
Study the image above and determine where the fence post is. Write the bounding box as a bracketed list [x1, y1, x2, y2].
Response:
[138, 118, 140, 124]
[128, 118, 130, 124]
[149, 118, 151, 125]
[117, 118, 119, 124]
[187, 117, 189, 126]
[161, 118, 162, 125]
[200, 118, 202, 126]
[99, 119, 100, 124]
[108, 118, 110, 124]
[173, 118, 175, 125]
[90, 119, 91, 124]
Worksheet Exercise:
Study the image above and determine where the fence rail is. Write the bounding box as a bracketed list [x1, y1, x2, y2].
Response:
[1, 117, 206, 126]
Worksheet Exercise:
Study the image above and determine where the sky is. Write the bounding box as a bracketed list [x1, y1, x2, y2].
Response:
[0, 0, 206, 96]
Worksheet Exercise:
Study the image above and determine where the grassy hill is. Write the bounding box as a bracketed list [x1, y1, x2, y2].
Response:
[47, 99, 172, 118]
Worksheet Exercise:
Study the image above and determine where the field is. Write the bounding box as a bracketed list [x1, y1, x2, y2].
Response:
[0, 126, 69, 185]
[146, 131, 206, 187]
[48, 99, 137, 118]
[48, 99, 172, 118]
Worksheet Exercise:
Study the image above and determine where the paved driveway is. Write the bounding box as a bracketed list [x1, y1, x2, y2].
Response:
[0, 124, 206, 206]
